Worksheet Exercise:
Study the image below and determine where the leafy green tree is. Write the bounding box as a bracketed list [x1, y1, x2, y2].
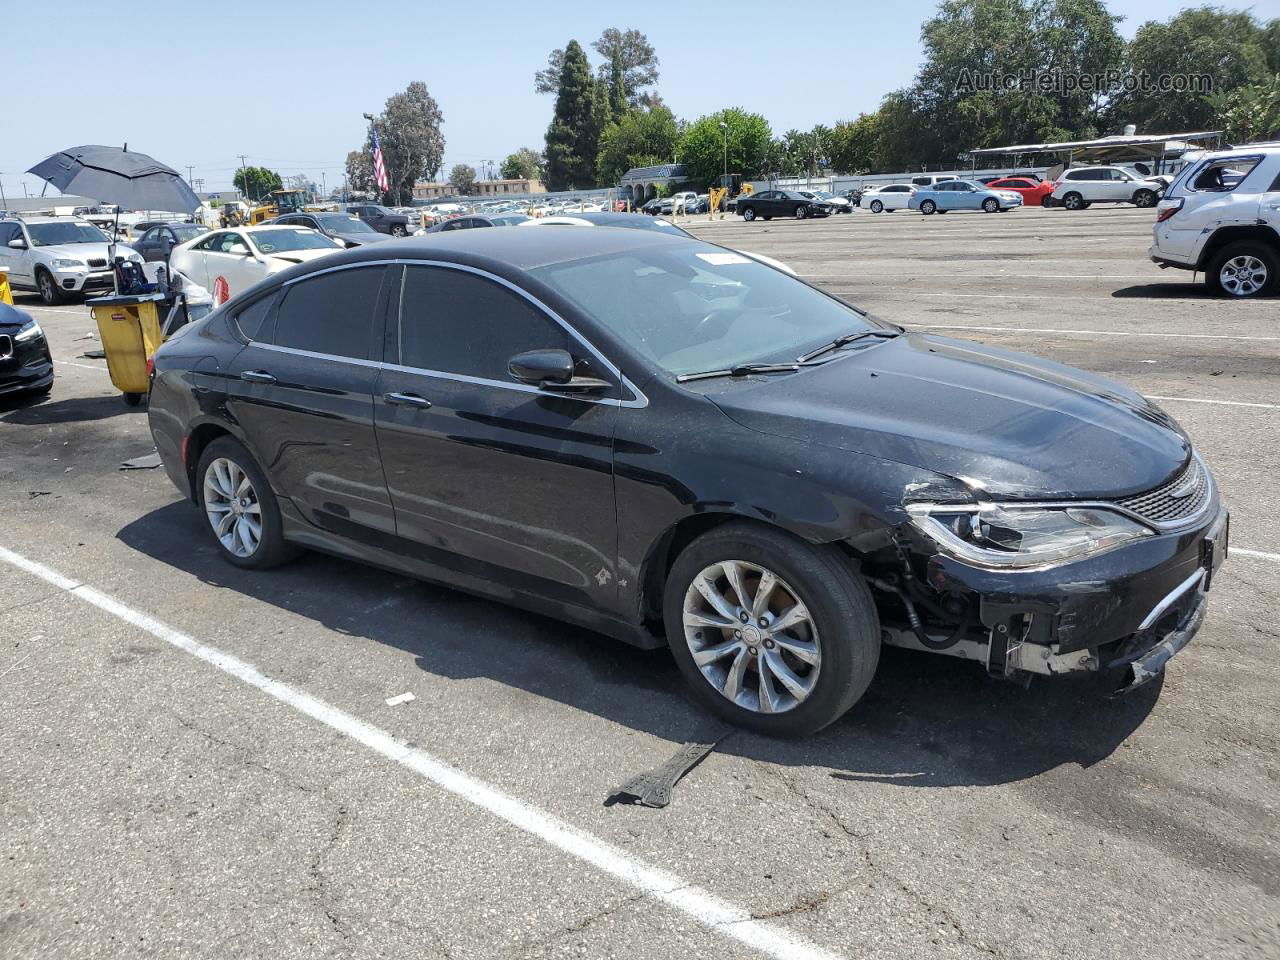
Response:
[828, 114, 880, 173]
[1108, 7, 1271, 131]
[448, 164, 477, 195]
[344, 151, 372, 194]
[675, 108, 773, 185]
[544, 40, 597, 189]
[233, 165, 281, 202]
[596, 106, 679, 184]
[607, 49, 628, 123]
[500, 148, 545, 181]
[1211, 73, 1280, 142]
[1264, 20, 1280, 74]
[535, 28, 660, 108]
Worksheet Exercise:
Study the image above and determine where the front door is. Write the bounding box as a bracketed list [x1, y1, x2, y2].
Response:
[373, 263, 621, 612]
[0, 223, 31, 285]
[224, 264, 396, 537]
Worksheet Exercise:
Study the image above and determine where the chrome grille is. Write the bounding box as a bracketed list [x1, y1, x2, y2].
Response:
[1115, 456, 1210, 526]
[87, 258, 107, 268]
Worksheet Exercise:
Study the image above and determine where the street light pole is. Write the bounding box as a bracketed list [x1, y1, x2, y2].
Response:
[719, 121, 728, 218]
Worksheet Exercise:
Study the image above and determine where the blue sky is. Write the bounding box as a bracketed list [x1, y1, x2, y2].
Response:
[2, 0, 1276, 201]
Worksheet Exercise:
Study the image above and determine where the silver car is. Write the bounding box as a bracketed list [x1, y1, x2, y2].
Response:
[0, 217, 141, 304]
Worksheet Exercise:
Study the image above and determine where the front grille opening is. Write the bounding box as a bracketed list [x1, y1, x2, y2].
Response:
[1115, 456, 1209, 526]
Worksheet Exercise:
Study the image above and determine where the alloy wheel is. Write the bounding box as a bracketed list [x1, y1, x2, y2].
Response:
[682, 560, 821, 714]
[203, 457, 263, 558]
[39, 272, 57, 304]
[1219, 255, 1268, 297]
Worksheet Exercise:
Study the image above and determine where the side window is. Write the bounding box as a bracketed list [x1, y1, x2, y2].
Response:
[1191, 157, 1262, 192]
[1271, 171, 1280, 192]
[234, 293, 276, 341]
[219, 233, 249, 254]
[272, 266, 385, 360]
[399, 266, 569, 381]
[193, 232, 221, 251]
[0, 223, 17, 244]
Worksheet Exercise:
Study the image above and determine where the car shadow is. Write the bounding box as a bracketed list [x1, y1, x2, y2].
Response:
[117, 501, 1159, 789]
[1, 393, 143, 423]
[1111, 282, 1213, 299]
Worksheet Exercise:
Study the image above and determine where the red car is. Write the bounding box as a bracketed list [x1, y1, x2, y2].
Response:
[987, 177, 1055, 207]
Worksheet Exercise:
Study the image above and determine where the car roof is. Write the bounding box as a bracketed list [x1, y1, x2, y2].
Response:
[13, 216, 91, 224]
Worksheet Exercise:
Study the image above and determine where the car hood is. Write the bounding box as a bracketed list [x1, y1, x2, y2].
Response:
[707, 333, 1189, 501]
[334, 231, 391, 246]
[263, 248, 341, 266]
[37, 242, 134, 262]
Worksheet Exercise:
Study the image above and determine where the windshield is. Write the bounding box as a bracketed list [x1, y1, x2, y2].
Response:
[316, 214, 377, 234]
[248, 229, 341, 254]
[27, 222, 109, 246]
[530, 246, 879, 377]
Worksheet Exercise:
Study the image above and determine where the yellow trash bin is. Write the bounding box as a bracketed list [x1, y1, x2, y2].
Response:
[86, 293, 168, 406]
[0, 266, 12, 305]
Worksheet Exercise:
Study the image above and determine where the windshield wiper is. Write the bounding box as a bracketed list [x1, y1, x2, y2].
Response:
[677, 361, 820, 383]
[797, 329, 901, 363]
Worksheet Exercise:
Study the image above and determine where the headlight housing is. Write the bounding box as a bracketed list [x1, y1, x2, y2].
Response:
[128, 253, 143, 263]
[907, 502, 1153, 569]
[14, 320, 44, 342]
[52, 258, 85, 269]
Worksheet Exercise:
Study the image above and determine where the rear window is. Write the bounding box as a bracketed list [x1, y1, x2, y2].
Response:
[1186, 156, 1263, 193]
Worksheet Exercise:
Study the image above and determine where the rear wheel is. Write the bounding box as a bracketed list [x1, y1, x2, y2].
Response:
[122, 392, 144, 407]
[1207, 242, 1278, 299]
[36, 269, 65, 306]
[196, 436, 300, 569]
[1041, 194, 1055, 208]
[1062, 192, 1086, 211]
[982, 198, 999, 213]
[742, 207, 756, 222]
[663, 522, 880, 737]
[920, 200, 937, 215]
[390, 223, 408, 237]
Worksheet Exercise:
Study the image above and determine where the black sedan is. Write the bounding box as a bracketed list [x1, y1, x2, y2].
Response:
[132, 223, 210, 263]
[425, 213, 530, 232]
[736, 190, 834, 221]
[0, 303, 53, 399]
[148, 228, 1227, 736]
[345, 204, 412, 236]
[267, 212, 391, 248]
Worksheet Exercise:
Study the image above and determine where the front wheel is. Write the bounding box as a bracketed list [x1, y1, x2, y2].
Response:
[390, 224, 408, 237]
[920, 200, 936, 215]
[795, 206, 808, 219]
[197, 436, 300, 569]
[1133, 189, 1157, 208]
[742, 207, 756, 222]
[982, 198, 999, 213]
[869, 200, 883, 213]
[37, 269, 65, 306]
[1207, 242, 1277, 299]
[663, 522, 880, 737]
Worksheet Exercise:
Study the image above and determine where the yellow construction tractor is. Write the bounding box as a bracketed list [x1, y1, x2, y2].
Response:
[248, 189, 311, 225]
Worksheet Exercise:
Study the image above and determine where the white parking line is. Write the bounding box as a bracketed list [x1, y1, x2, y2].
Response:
[910, 323, 1280, 342]
[1147, 395, 1280, 411]
[1233, 548, 1280, 562]
[0, 544, 841, 960]
[54, 359, 105, 371]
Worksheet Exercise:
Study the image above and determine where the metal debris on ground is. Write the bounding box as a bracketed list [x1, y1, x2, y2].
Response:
[120, 451, 162, 470]
[385, 692, 416, 707]
[606, 735, 730, 809]
[81, 349, 106, 359]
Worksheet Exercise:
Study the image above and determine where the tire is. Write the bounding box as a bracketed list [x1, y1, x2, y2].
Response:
[122, 392, 145, 407]
[1206, 241, 1278, 299]
[742, 207, 756, 222]
[663, 521, 880, 737]
[869, 200, 883, 213]
[390, 224, 408, 237]
[36, 269, 65, 306]
[1041, 194, 1055, 208]
[1133, 189, 1157, 208]
[982, 198, 999, 213]
[795, 206, 808, 219]
[920, 200, 936, 215]
[196, 436, 300, 569]
[1062, 192, 1085, 211]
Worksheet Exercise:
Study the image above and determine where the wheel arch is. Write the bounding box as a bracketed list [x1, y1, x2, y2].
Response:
[183, 420, 239, 501]
[1196, 225, 1280, 271]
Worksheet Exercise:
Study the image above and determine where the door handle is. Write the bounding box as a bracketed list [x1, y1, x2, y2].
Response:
[240, 370, 276, 384]
[384, 391, 431, 408]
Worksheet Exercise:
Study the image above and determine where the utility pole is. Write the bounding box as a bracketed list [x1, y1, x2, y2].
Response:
[237, 154, 250, 202]
[186, 165, 194, 185]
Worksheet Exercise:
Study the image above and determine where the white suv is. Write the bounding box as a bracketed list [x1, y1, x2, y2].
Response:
[0, 216, 140, 304]
[1051, 166, 1165, 210]
[1149, 146, 1280, 298]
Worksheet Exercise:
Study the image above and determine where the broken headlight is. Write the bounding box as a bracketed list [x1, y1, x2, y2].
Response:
[906, 503, 1153, 568]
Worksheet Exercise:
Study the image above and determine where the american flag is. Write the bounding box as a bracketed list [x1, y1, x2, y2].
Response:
[371, 129, 390, 194]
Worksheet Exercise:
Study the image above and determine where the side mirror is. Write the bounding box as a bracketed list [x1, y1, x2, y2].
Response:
[508, 349, 610, 393]
[8, 238, 27, 249]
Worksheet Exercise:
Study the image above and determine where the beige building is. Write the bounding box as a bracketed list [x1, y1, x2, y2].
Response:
[412, 181, 452, 200]
[473, 178, 547, 196]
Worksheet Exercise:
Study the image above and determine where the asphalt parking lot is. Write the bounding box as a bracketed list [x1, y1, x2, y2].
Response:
[2, 204, 1277, 959]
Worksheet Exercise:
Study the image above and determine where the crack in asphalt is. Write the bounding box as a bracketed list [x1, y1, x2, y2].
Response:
[309, 803, 352, 946]
[504, 890, 650, 957]
[165, 709, 324, 795]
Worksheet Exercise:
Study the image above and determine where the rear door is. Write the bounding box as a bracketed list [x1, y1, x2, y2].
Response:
[373, 263, 622, 611]
[224, 264, 396, 536]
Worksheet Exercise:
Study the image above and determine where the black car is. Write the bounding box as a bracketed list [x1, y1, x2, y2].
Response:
[345, 204, 412, 236]
[737, 190, 833, 221]
[132, 223, 210, 263]
[268, 212, 391, 248]
[0, 303, 53, 399]
[425, 213, 531, 232]
[148, 228, 1228, 736]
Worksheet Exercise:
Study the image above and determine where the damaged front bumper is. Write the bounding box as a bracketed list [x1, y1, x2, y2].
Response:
[887, 504, 1228, 691]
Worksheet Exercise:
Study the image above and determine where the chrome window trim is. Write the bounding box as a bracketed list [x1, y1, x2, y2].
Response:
[1138, 568, 1205, 631]
[252, 257, 649, 408]
[255, 342, 383, 368]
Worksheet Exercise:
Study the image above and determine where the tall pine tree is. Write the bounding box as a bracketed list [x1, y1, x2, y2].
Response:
[544, 40, 595, 190]
[607, 50, 628, 124]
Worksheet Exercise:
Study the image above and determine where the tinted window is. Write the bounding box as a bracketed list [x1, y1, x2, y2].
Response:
[0, 223, 18, 244]
[272, 266, 385, 360]
[235, 293, 276, 341]
[399, 266, 568, 380]
[1190, 156, 1263, 192]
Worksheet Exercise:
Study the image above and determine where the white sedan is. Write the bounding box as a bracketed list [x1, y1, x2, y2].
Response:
[861, 184, 916, 213]
[170, 225, 344, 304]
